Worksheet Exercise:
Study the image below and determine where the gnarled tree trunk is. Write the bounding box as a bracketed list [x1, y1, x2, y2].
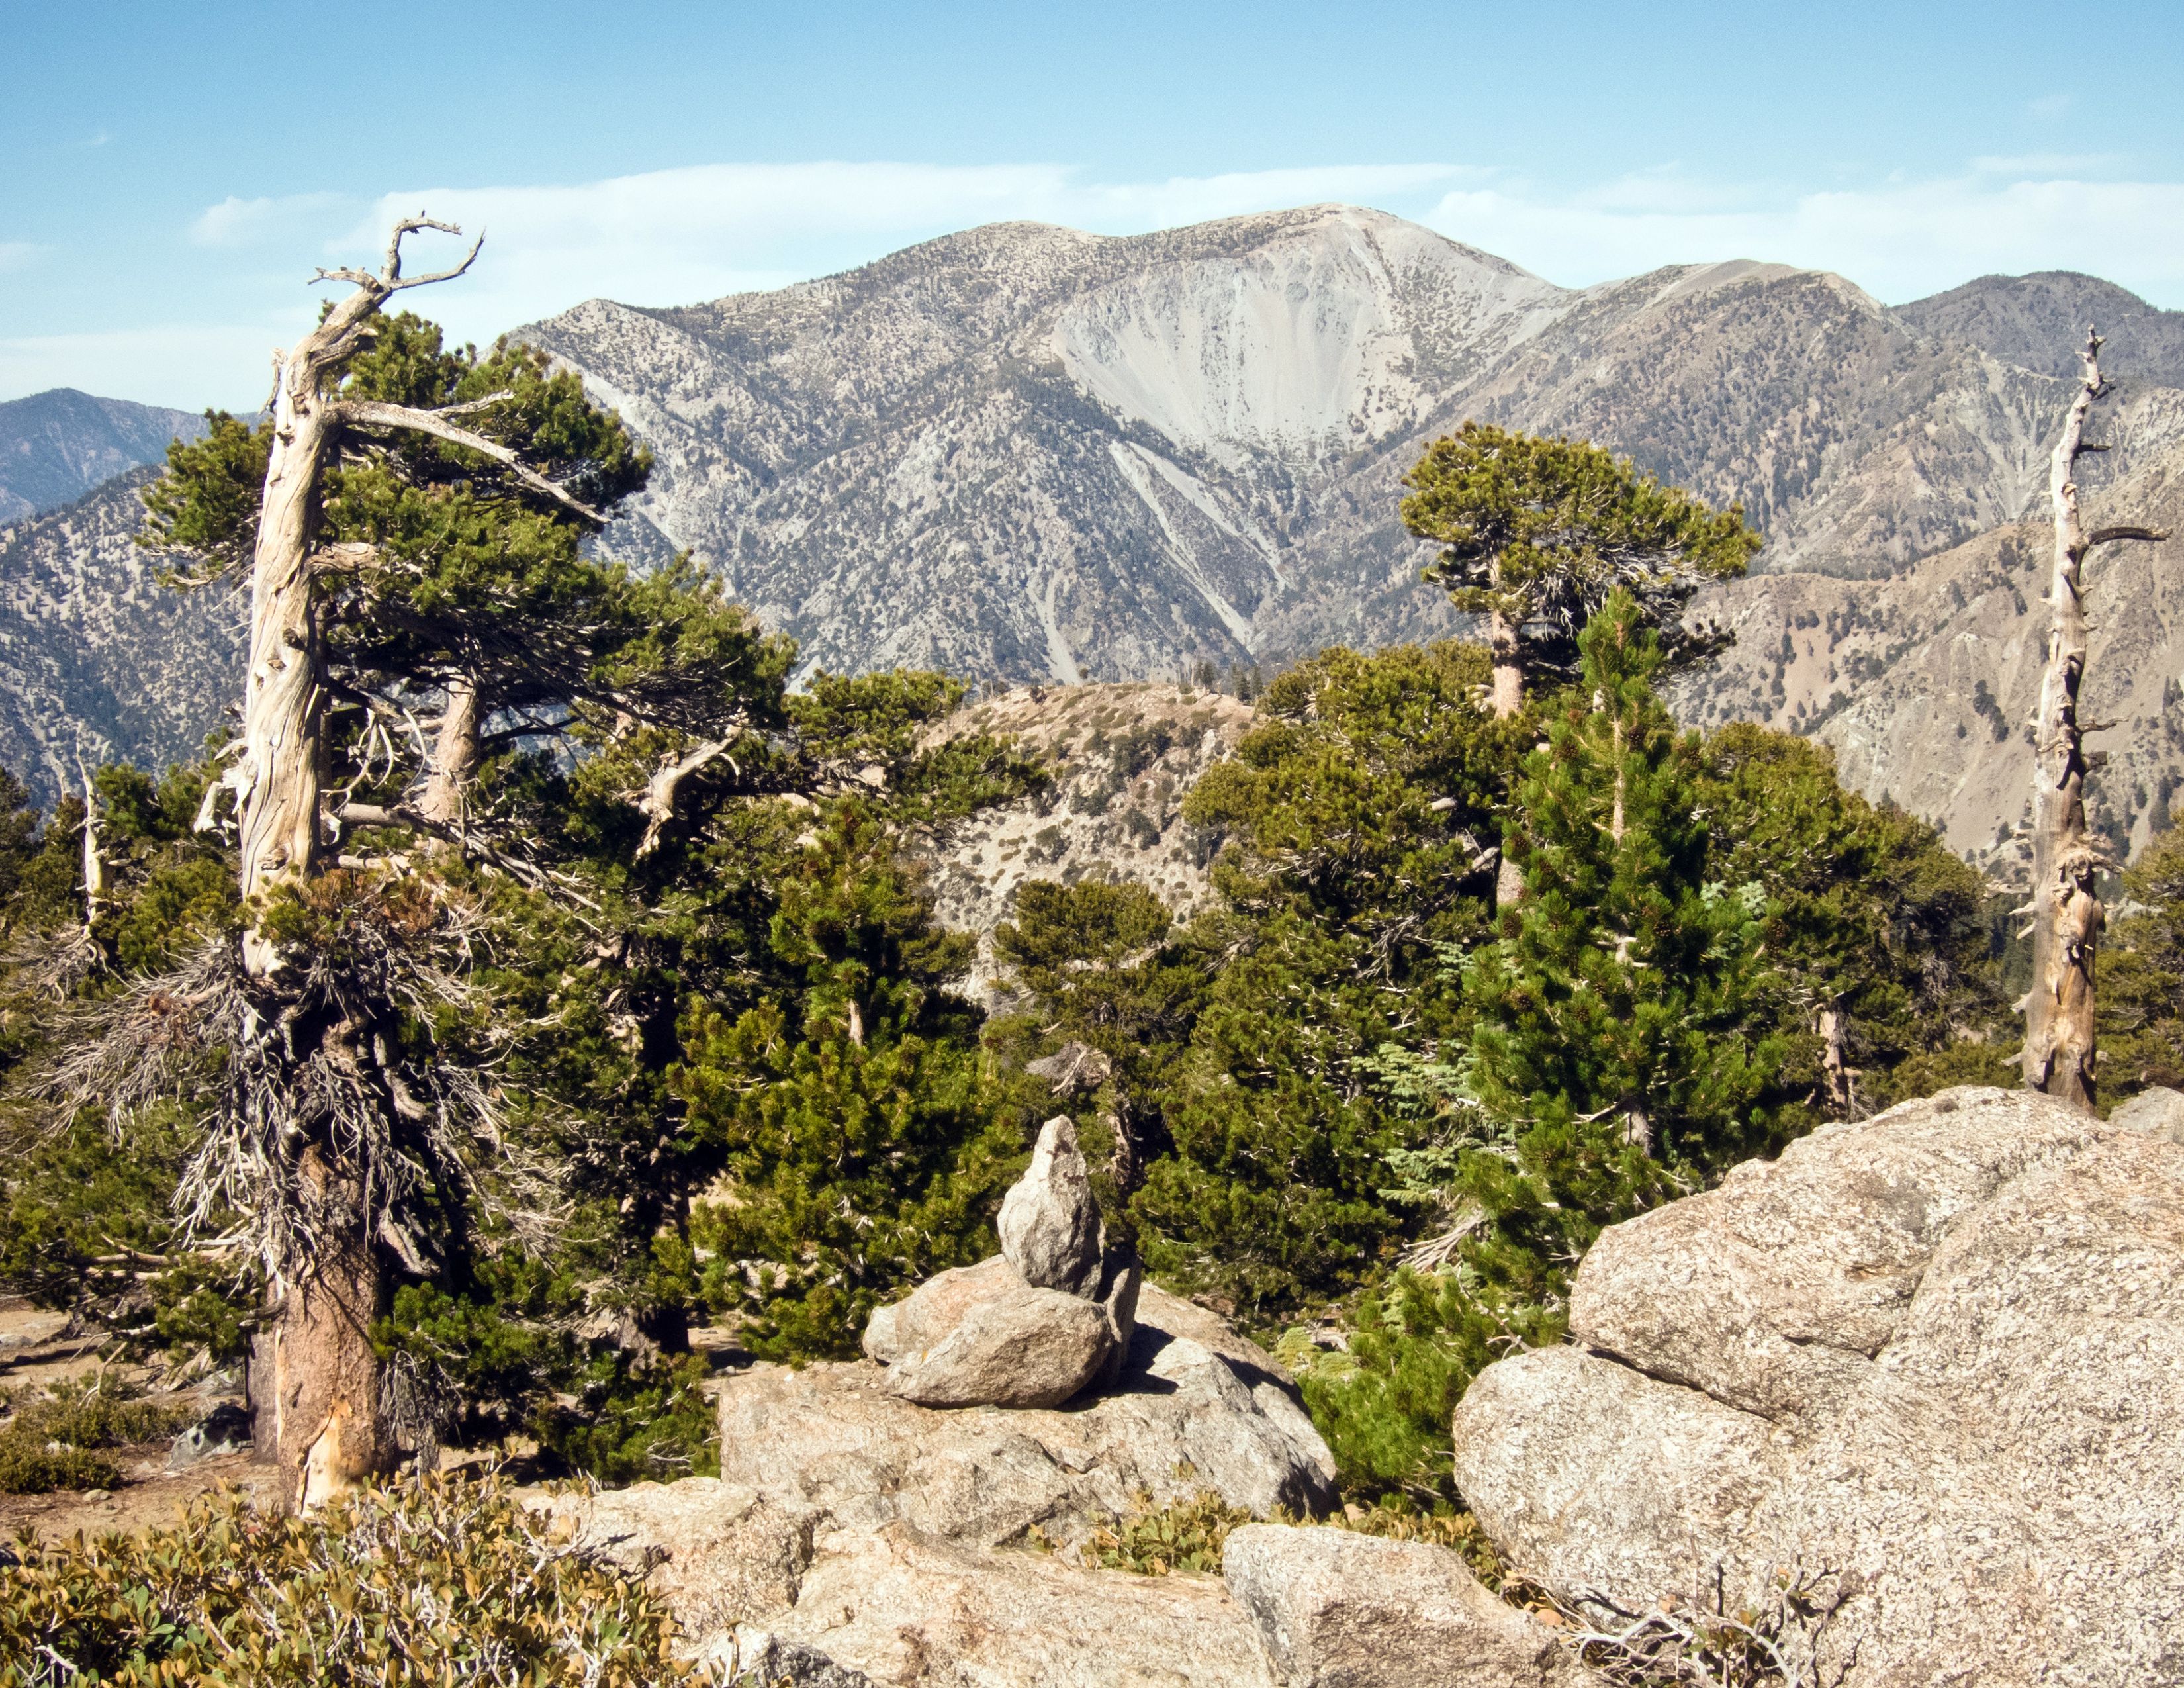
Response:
[263, 1149, 393, 1507]
[231, 220, 486, 1503]
[2022, 329, 2169, 1109]
[418, 677, 481, 827]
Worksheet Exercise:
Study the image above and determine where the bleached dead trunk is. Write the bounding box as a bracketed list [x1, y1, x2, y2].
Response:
[1484, 553, 1529, 908]
[417, 677, 481, 827]
[236, 362, 336, 976]
[2021, 329, 2169, 1109]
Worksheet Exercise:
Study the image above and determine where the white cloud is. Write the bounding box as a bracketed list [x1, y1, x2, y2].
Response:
[2029, 93, 2074, 120]
[317, 161, 1478, 340]
[191, 192, 351, 248]
[43, 156, 2184, 406]
[0, 324, 284, 410]
[1424, 170, 2184, 303]
[0, 242, 44, 273]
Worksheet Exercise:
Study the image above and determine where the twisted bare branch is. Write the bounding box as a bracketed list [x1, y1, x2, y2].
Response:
[334, 400, 605, 522]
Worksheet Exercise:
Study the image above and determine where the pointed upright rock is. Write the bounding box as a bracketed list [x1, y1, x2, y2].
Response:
[999, 1115, 1105, 1297]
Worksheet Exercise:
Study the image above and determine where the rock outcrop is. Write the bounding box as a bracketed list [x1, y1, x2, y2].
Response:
[729, 1284, 1336, 1551]
[998, 1115, 1106, 1295]
[534, 1284, 1343, 1685]
[2111, 1083, 2184, 1143]
[721, 1522, 1276, 1688]
[862, 1115, 1142, 1409]
[1222, 1525, 1566, 1688]
[1451, 1086, 2184, 1687]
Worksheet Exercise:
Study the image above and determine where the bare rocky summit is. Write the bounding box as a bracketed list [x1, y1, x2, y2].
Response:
[1451, 1085, 2184, 1687]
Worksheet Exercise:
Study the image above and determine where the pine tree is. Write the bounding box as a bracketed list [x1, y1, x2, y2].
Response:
[71, 220, 789, 1503]
[1126, 642, 1523, 1321]
[1400, 424, 1760, 718]
[1464, 590, 1781, 1165]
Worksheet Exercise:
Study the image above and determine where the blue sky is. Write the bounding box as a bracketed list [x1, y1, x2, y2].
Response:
[5, 1, 2181, 408]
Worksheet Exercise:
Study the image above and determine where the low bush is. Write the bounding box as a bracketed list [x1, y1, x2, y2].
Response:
[1076, 1485, 1502, 1585]
[0, 1376, 189, 1495]
[0, 1472, 711, 1685]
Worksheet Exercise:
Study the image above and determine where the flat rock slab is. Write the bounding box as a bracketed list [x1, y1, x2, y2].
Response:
[1453, 1086, 2184, 1688]
[723, 1286, 1336, 1550]
[1222, 1525, 1569, 1688]
[747, 1523, 1275, 1687]
[531, 1483, 1278, 1686]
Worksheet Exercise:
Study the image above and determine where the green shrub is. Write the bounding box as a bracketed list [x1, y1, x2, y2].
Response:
[0, 1443, 119, 1497]
[1076, 1485, 1503, 1586]
[1079, 1489, 1252, 1576]
[0, 1376, 189, 1495]
[0, 1473, 709, 1685]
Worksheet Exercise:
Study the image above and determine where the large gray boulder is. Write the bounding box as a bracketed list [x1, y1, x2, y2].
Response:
[998, 1114, 1106, 1295]
[2111, 1084, 2184, 1144]
[1451, 1086, 2184, 1687]
[881, 1278, 1115, 1409]
[1222, 1525, 1567, 1688]
[723, 1285, 1337, 1550]
[862, 1254, 1020, 1366]
[727, 1522, 1276, 1687]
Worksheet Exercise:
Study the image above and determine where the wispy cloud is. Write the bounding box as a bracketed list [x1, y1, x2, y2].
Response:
[2028, 93, 2074, 120]
[1424, 168, 2184, 302]
[309, 161, 1480, 338]
[79, 155, 2184, 406]
[0, 242, 44, 274]
[191, 192, 351, 248]
[0, 324, 284, 410]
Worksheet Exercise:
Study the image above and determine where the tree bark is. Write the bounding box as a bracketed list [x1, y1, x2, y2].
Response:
[1489, 604, 1527, 910]
[236, 361, 335, 978]
[265, 1147, 391, 1508]
[1817, 1004, 1854, 1116]
[417, 677, 481, 827]
[2022, 329, 2167, 1109]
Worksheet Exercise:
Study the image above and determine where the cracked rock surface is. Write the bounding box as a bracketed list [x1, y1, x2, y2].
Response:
[1451, 1086, 2184, 1688]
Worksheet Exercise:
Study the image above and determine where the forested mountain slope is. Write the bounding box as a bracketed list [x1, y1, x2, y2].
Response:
[0, 389, 207, 524]
[0, 467, 239, 803]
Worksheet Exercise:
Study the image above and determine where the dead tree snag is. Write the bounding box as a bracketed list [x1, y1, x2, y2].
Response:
[2021, 328, 2169, 1109]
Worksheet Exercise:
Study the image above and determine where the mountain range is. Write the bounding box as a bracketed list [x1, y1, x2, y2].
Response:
[0, 389, 206, 524]
[1, 204, 2180, 868]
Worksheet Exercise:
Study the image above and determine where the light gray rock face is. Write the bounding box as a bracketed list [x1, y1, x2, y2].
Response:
[1451, 1086, 2184, 1688]
[2111, 1084, 2184, 1144]
[862, 1254, 1020, 1366]
[1222, 1525, 1565, 1688]
[882, 1279, 1115, 1410]
[525, 1479, 819, 1644]
[529, 1486, 1269, 1685]
[998, 1115, 1106, 1295]
[726, 1285, 1336, 1551]
[740, 1523, 1276, 1688]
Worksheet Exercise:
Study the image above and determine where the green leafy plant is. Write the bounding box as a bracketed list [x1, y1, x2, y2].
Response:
[0, 1376, 189, 1495]
[0, 1474, 711, 1685]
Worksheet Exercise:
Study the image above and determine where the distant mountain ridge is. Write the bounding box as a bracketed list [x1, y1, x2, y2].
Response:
[0, 389, 207, 524]
[1895, 272, 2184, 389]
[0, 468, 240, 804]
[522, 207, 2183, 690]
[5, 207, 2183, 873]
